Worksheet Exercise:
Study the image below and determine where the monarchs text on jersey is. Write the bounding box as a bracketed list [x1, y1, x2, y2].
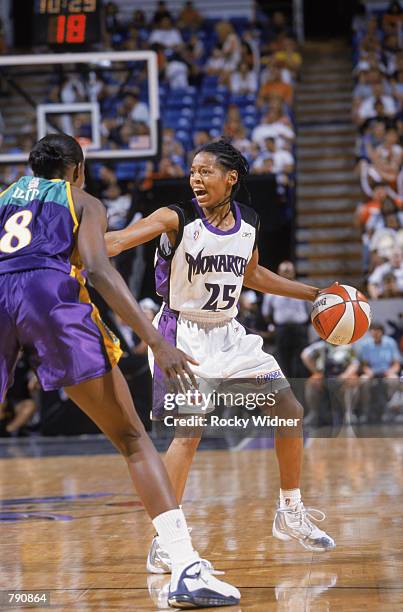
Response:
[0, 176, 79, 274]
[155, 199, 259, 320]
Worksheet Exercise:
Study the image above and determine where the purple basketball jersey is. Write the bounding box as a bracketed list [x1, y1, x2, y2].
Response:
[0, 176, 79, 275]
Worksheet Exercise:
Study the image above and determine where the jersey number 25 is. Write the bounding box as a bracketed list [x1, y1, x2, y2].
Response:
[202, 283, 237, 311]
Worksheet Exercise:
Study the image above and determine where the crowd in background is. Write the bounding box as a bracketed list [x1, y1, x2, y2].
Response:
[0, 2, 401, 437]
[353, 1, 403, 297]
[0, 1, 299, 204]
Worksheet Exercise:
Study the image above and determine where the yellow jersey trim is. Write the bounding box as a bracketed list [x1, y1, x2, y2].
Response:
[0, 182, 16, 198]
[66, 181, 79, 233]
[75, 269, 122, 367]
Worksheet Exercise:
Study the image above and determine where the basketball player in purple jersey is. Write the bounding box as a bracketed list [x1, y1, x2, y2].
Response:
[0, 134, 241, 609]
[107, 140, 336, 572]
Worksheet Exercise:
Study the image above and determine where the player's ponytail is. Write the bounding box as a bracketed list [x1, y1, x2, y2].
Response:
[29, 134, 84, 179]
[196, 138, 251, 204]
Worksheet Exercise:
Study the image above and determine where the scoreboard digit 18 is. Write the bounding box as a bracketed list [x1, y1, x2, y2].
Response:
[33, 0, 101, 47]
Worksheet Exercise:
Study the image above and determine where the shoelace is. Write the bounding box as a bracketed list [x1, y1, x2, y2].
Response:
[277, 505, 326, 536]
[155, 538, 224, 575]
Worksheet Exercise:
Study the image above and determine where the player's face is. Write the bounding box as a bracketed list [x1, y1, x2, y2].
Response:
[190, 152, 238, 208]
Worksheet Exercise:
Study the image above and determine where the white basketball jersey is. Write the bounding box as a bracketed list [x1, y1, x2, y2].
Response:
[155, 199, 259, 321]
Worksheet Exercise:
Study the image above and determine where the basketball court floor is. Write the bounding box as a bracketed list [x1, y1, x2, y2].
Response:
[0, 434, 402, 611]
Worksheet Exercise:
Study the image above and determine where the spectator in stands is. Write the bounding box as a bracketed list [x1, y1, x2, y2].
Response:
[60, 75, 86, 104]
[230, 62, 258, 95]
[301, 341, 359, 427]
[391, 69, 403, 108]
[162, 127, 185, 160]
[368, 247, 403, 297]
[177, 1, 203, 31]
[367, 126, 403, 185]
[380, 271, 403, 296]
[368, 193, 403, 234]
[103, 183, 133, 230]
[118, 91, 149, 125]
[356, 82, 397, 125]
[365, 193, 403, 268]
[103, 2, 121, 34]
[86, 70, 107, 103]
[354, 51, 387, 79]
[181, 38, 204, 86]
[205, 45, 226, 77]
[188, 130, 210, 163]
[353, 68, 380, 102]
[150, 42, 168, 80]
[222, 105, 244, 140]
[257, 66, 293, 107]
[123, 26, 143, 51]
[262, 136, 294, 174]
[114, 122, 139, 149]
[215, 21, 241, 74]
[165, 51, 189, 89]
[356, 181, 390, 232]
[149, 16, 183, 49]
[152, 1, 172, 25]
[382, 0, 403, 34]
[98, 164, 118, 193]
[274, 37, 302, 78]
[357, 120, 386, 161]
[0, 356, 39, 437]
[251, 155, 274, 175]
[72, 113, 92, 146]
[240, 34, 259, 72]
[155, 155, 185, 178]
[130, 9, 147, 29]
[354, 322, 401, 422]
[252, 107, 295, 150]
[232, 127, 254, 161]
[237, 291, 268, 338]
[262, 261, 310, 379]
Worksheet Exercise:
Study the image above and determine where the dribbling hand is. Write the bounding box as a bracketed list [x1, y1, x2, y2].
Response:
[153, 339, 199, 392]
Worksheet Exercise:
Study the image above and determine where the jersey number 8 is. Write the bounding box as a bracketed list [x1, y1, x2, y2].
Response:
[0, 210, 33, 254]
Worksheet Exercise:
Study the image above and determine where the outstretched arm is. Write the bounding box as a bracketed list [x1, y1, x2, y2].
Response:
[73, 188, 197, 386]
[105, 207, 179, 257]
[243, 248, 319, 301]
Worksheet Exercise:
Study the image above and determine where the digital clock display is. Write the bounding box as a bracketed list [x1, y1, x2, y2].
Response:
[33, 0, 101, 46]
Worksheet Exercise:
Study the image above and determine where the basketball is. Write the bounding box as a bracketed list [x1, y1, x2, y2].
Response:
[311, 284, 371, 345]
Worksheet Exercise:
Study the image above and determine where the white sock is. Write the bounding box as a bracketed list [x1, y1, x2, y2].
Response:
[155, 504, 183, 542]
[153, 509, 199, 571]
[280, 488, 301, 510]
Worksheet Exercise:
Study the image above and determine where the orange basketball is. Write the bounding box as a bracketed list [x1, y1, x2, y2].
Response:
[311, 283, 371, 345]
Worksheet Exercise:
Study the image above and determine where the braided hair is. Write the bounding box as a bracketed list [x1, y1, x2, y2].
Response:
[29, 134, 84, 180]
[195, 138, 250, 203]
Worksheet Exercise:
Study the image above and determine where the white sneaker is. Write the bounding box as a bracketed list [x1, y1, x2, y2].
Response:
[147, 535, 222, 575]
[168, 560, 240, 608]
[272, 501, 336, 552]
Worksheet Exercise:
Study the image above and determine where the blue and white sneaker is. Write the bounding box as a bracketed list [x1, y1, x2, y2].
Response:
[168, 560, 240, 608]
[147, 535, 223, 575]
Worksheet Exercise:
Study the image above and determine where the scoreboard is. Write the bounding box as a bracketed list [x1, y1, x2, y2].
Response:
[33, 0, 101, 47]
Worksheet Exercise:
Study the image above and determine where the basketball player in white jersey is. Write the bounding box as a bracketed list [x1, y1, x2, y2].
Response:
[106, 140, 335, 573]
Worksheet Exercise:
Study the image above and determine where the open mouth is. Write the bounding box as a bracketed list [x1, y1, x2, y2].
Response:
[194, 188, 208, 198]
